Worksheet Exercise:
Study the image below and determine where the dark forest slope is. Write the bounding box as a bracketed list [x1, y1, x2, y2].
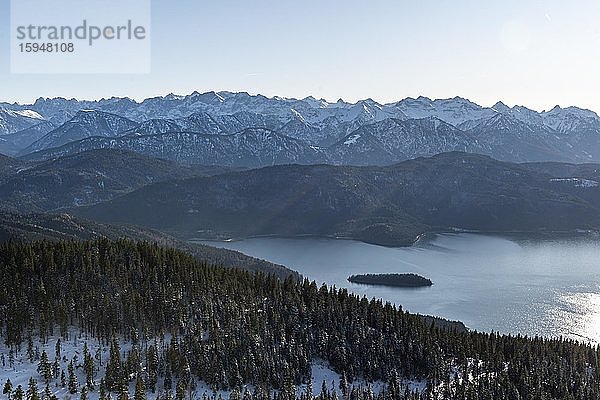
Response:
[0, 240, 598, 399]
[76, 152, 600, 246]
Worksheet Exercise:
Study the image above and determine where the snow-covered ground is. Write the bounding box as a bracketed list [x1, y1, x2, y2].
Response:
[1, 331, 110, 400]
[0, 331, 423, 399]
[297, 360, 425, 397]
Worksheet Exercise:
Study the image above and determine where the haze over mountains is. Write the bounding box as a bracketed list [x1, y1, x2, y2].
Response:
[1, 91, 599, 166]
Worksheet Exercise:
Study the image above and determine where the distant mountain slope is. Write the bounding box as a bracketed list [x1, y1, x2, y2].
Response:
[74, 152, 600, 246]
[22, 110, 138, 154]
[328, 117, 473, 165]
[392, 96, 497, 126]
[0, 120, 57, 155]
[464, 113, 578, 162]
[0, 108, 45, 135]
[23, 128, 328, 167]
[0, 149, 225, 212]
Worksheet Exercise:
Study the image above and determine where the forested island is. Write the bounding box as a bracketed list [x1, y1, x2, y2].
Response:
[348, 273, 433, 288]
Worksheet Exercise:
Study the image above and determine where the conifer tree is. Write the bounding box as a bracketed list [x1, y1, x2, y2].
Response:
[339, 373, 348, 399]
[60, 371, 66, 388]
[26, 378, 39, 400]
[27, 337, 35, 363]
[319, 381, 329, 400]
[163, 366, 172, 392]
[13, 386, 24, 400]
[118, 385, 130, 400]
[229, 388, 241, 400]
[51, 359, 59, 380]
[83, 343, 95, 389]
[134, 376, 146, 400]
[37, 351, 52, 386]
[175, 381, 186, 400]
[146, 344, 158, 393]
[54, 339, 61, 360]
[99, 381, 108, 400]
[43, 385, 51, 400]
[106, 337, 123, 392]
[3, 379, 13, 400]
[68, 361, 78, 394]
[126, 347, 141, 379]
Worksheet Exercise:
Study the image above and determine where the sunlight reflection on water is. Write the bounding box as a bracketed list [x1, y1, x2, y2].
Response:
[552, 292, 600, 344]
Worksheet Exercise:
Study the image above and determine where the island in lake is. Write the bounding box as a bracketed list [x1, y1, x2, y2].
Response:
[348, 273, 433, 288]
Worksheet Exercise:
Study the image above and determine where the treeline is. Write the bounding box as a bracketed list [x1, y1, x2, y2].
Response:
[0, 239, 599, 399]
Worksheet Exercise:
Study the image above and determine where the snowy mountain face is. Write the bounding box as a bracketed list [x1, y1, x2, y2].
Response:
[25, 128, 328, 167]
[122, 118, 183, 135]
[22, 110, 138, 155]
[464, 113, 577, 162]
[0, 108, 44, 135]
[393, 96, 496, 126]
[4, 91, 600, 166]
[328, 117, 474, 165]
[542, 105, 600, 132]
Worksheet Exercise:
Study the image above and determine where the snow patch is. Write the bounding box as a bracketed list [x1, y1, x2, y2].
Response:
[343, 134, 361, 146]
[14, 110, 44, 120]
[550, 178, 599, 188]
[296, 360, 388, 397]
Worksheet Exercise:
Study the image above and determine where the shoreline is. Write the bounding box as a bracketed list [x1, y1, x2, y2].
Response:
[348, 273, 433, 288]
[189, 228, 600, 249]
[190, 233, 468, 333]
[189, 230, 600, 343]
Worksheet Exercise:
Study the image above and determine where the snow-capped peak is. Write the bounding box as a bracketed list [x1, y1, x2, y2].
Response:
[492, 101, 510, 113]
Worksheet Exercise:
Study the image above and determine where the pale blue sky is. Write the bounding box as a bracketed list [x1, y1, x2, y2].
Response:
[1, 0, 600, 112]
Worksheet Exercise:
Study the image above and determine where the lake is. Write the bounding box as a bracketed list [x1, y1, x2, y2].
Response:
[196, 234, 600, 343]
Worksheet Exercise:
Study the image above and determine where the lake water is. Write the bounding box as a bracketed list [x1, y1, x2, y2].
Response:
[197, 234, 600, 343]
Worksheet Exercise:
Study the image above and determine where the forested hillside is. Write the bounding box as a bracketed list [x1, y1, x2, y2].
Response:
[1, 240, 599, 399]
[0, 211, 297, 280]
[76, 152, 600, 247]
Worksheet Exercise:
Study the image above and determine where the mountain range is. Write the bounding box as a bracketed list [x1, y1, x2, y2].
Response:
[2, 91, 600, 166]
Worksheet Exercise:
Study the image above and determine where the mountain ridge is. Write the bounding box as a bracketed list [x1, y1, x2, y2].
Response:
[3, 91, 600, 166]
[0, 148, 235, 212]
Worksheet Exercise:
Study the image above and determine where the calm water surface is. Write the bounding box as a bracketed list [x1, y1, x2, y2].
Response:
[197, 234, 600, 342]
